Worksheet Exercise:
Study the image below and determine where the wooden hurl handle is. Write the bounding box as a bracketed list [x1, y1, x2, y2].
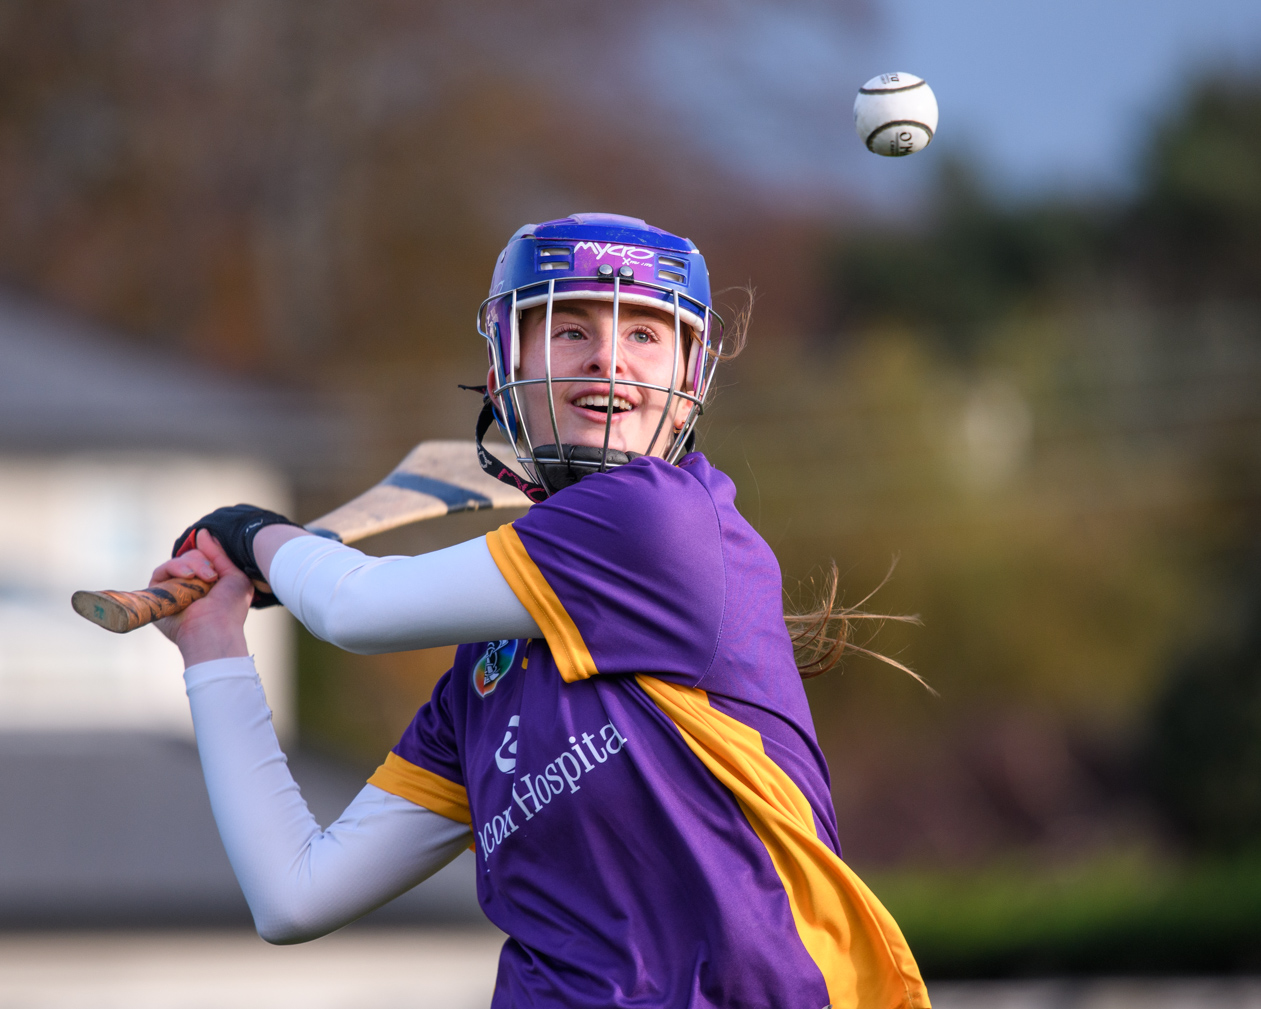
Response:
[70, 439, 531, 635]
[71, 578, 213, 634]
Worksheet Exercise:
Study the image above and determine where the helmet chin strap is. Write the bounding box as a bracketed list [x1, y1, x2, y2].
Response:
[472, 397, 550, 503]
[468, 392, 690, 499]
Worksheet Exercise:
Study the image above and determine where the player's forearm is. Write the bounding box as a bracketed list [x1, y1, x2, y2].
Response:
[184, 656, 471, 943]
[267, 535, 540, 652]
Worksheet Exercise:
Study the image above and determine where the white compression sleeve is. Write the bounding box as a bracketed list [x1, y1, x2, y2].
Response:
[268, 534, 541, 653]
[184, 656, 473, 944]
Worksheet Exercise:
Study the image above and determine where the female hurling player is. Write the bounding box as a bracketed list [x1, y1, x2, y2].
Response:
[151, 213, 931, 1009]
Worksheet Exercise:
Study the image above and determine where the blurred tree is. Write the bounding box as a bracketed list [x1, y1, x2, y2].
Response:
[823, 159, 1106, 358]
[1126, 72, 1261, 302]
[1133, 71, 1261, 845]
[1145, 561, 1261, 851]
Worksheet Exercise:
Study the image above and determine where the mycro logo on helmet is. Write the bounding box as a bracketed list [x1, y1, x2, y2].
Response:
[573, 241, 654, 263]
[473, 639, 517, 697]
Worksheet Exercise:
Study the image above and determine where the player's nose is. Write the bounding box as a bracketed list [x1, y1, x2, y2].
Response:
[581, 328, 621, 375]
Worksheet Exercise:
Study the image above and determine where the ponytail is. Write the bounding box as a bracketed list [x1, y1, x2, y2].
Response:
[786, 560, 933, 692]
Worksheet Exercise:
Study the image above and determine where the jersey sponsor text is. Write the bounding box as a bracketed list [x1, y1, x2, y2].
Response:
[477, 718, 628, 859]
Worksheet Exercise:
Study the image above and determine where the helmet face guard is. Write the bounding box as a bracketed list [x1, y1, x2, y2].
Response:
[476, 213, 724, 495]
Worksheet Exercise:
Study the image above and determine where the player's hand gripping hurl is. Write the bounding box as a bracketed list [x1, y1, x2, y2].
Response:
[148, 525, 305, 666]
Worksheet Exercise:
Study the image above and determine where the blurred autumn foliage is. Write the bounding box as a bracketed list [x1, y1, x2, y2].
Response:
[0, 0, 826, 390]
[2, 4, 1261, 935]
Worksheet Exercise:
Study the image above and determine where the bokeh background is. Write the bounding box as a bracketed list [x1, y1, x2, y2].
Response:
[2, 0, 1261, 999]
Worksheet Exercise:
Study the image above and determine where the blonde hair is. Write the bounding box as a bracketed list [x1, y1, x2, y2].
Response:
[785, 561, 931, 689]
[711, 286, 753, 362]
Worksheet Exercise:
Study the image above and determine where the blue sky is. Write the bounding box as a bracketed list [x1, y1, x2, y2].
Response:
[646, 0, 1261, 206]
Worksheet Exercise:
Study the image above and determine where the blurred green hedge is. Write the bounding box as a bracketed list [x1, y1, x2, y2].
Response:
[870, 850, 1261, 978]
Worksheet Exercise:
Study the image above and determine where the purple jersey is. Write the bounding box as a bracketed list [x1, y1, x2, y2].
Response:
[369, 454, 928, 1009]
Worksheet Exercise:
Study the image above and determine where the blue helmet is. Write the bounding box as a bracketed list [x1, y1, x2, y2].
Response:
[477, 213, 724, 493]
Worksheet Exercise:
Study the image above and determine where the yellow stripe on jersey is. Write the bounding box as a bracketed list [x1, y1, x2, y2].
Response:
[485, 524, 598, 683]
[368, 752, 472, 825]
[636, 675, 931, 1009]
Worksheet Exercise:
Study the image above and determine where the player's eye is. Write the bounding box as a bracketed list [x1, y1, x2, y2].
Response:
[553, 328, 585, 341]
[627, 328, 656, 345]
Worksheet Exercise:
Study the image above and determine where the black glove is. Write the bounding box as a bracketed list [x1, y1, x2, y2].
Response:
[172, 504, 297, 608]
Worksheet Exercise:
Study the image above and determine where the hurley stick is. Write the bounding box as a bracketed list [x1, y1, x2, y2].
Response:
[71, 440, 531, 634]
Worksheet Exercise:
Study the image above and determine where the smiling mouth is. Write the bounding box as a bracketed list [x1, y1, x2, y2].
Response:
[573, 393, 633, 414]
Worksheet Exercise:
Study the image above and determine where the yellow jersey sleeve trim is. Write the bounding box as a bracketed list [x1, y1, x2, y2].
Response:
[367, 752, 472, 826]
[485, 524, 598, 683]
[635, 675, 931, 1009]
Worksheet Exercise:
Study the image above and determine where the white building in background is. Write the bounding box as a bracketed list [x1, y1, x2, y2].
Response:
[0, 291, 486, 931]
[0, 291, 349, 742]
[0, 455, 292, 739]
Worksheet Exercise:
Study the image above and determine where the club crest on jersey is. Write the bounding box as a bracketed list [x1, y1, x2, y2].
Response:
[473, 639, 518, 697]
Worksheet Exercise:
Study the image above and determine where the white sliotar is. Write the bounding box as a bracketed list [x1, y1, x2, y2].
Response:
[854, 72, 939, 157]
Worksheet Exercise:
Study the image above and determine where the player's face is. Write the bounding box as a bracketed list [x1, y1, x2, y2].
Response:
[514, 300, 693, 457]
